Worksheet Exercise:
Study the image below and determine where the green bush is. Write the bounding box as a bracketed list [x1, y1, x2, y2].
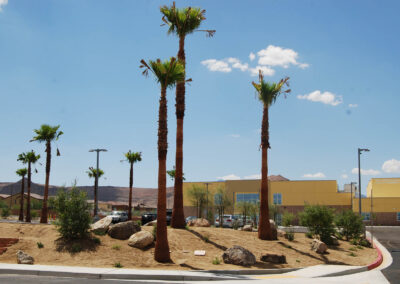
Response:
[53, 186, 92, 240]
[286, 231, 295, 241]
[1, 207, 10, 218]
[71, 243, 82, 253]
[112, 244, 121, 250]
[212, 257, 221, 265]
[152, 224, 157, 240]
[114, 262, 123, 268]
[136, 220, 142, 227]
[0, 200, 7, 209]
[31, 211, 38, 218]
[335, 210, 364, 241]
[37, 242, 44, 248]
[93, 237, 101, 245]
[282, 212, 295, 227]
[299, 205, 335, 244]
[305, 231, 313, 239]
[93, 230, 106, 236]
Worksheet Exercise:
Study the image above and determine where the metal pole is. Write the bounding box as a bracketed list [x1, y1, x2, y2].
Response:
[95, 151, 99, 218]
[350, 182, 353, 210]
[371, 185, 374, 247]
[358, 148, 362, 216]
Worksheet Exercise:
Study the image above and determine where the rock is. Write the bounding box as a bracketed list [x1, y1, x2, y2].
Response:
[128, 231, 154, 249]
[188, 218, 210, 227]
[108, 221, 141, 240]
[91, 216, 113, 234]
[243, 225, 253, 231]
[311, 239, 327, 254]
[260, 253, 286, 264]
[144, 220, 157, 226]
[16, 250, 34, 264]
[277, 229, 286, 238]
[222, 245, 256, 266]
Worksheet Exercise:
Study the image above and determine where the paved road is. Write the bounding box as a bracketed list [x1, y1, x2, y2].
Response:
[368, 226, 400, 284]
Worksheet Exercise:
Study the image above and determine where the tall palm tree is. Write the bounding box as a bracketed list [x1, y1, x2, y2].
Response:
[122, 151, 142, 220]
[17, 151, 40, 223]
[31, 124, 63, 223]
[160, 3, 215, 229]
[16, 168, 27, 222]
[140, 57, 185, 262]
[252, 71, 290, 240]
[87, 168, 104, 217]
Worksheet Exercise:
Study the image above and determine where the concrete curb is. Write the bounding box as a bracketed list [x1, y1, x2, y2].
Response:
[320, 266, 368, 277]
[365, 231, 393, 271]
[197, 267, 299, 275]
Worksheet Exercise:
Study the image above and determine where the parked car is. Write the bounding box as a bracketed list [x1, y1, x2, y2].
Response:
[109, 211, 129, 223]
[141, 210, 172, 226]
[215, 214, 236, 228]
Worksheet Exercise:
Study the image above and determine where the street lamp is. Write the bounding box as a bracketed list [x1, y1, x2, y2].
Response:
[350, 182, 357, 211]
[89, 148, 107, 220]
[358, 148, 370, 216]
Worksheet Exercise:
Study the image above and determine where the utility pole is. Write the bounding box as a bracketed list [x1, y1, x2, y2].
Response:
[204, 183, 210, 220]
[358, 148, 370, 216]
[89, 148, 107, 220]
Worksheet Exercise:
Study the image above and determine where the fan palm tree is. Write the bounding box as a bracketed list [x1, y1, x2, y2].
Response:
[17, 151, 40, 223]
[87, 168, 104, 217]
[122, 151, 142, 220]
[16, 168, 27, 221]
[31, 124, 63, 223]
[140, 57, 185, 262]
[160, 3, 215, 229]
[252, 71, 290, 240]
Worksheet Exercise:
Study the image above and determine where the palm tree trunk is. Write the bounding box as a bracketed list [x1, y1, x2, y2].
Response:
[258, 106, 273, 240]
[171, 35, 186, 229]
[128, 162, 133, 220]
[18, 177, 25, 221]
[26, 163, 31, 223]
[40, 141, 51, 223]
[154, 87, 171, 263]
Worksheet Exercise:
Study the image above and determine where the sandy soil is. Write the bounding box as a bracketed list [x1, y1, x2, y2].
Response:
[0, 223, 377, 270]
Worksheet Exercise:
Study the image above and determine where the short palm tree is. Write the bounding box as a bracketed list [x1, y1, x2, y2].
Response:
[17, 151, 40, 223]
[140, 57, 185, 262]
[31, 124, 63, 223]
[122, 151, 142, 220]
[160, 3, 214, 229]
[16, 168, 27, 221]
[252, 71, 290, 240]
[87, 167, 104, 217]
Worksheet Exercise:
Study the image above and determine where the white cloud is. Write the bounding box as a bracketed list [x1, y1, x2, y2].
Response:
[244, 174, 261, 179]
[217, 174, 241, 181]
[201, 59, 231, 72]
[341, 174, 349, 179]
[249, 66, 275, 77]
[303, 172, 326, 178]
[249, 52, 256, 61]
[227, 57, 248, 71]
[348, 104, 358, 108]
[0, 0, 8, 11]
[230, 134, 240, 138]
[382, 159, 400, 174]
[297, 90, 343, 106]
[351, 168, 381, 175]
[257, 45, 308, 69]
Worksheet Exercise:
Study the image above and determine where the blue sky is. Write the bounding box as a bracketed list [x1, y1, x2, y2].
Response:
[0, 0, 399, 193]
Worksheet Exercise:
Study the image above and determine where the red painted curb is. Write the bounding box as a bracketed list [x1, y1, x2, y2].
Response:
[367, 238, 383, 270]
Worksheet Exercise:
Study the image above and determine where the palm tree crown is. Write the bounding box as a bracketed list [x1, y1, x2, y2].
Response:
[160, 3, 214, 37]
[16, 168, 28, 177]
[140, 58, 185, 89]
[252, 73, 291, 107]
[17, 151, 40, 165]
[87, 168, 104, 179]
[31, 124, 63, 143]
[124, 151, 142, 164]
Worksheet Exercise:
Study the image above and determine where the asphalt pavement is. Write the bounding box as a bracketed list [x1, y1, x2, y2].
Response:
[367, 226, 400, 284]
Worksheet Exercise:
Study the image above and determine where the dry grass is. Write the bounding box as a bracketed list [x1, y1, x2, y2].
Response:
[0, 223, 377, 270]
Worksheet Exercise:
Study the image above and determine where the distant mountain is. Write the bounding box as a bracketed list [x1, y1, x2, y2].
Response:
[0, 179, 174, 209]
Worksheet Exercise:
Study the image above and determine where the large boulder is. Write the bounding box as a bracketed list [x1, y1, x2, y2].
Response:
[128, 231, 154, 249]
[16, 250, 34, 265]
[222, 245, 256, 266]
[260, 253, 286, 264]
[188, 218, 210, 227]
[243, 225, 253, 232]
[91, 216, 113, 234]
[108, 221, 141, 240]
[311, 239, 327, 254]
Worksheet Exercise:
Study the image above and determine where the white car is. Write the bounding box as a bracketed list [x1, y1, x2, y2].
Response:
[215, 215, 236, 228]
[109, 211, 129, 223]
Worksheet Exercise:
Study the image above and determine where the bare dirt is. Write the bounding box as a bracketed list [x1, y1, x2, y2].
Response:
[0, 223, 377, 270]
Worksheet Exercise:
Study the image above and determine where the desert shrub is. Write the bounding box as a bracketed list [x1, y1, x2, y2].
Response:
[203, 232, 210, 243]
[53, 186, 92, 240]
[299, 205, 335, 244]
[282, 212, 295, 227]
[136, 220, 142, 227]
[286, 231, 295, 241]
[31, 211, 38, 218]
[212, 257, 221, 265]
[92, 237, 101, 245]
[305, 231, 313, 238]
[37, 242, 44, 248]
[348, 252, 357, 257]
[152, 224, 157, 240]
[0, 200, 7, 209]
[93, 230, 106, 236]
[335, 210, 364, 241]
[71, 243, 82, 253]
[1, 207, 10, 218]
[358, 238, 371, 248]
[112, 244, 121, 250]
[114, 262, 123, 268]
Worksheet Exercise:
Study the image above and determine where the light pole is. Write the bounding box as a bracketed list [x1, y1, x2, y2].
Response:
[204, 183, 210, 220]
[350, 182, 357, 211]
[89, 148, 107, 220]
[358, 148, 370, 216]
